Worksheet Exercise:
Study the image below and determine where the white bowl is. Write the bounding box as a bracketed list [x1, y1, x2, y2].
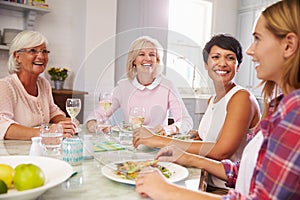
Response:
[0, 155, 73, 200]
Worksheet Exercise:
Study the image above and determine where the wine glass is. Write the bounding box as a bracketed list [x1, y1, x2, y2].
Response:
[99, 92, 112, 118]
[129, 106, 145, 129]
[66, 98, 81, 124]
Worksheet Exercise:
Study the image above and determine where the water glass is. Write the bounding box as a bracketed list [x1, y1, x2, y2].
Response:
[40, 124, 63, 156]
[96, 118, 111, 138]
[118, 122, 133, 146]
[83, 135, 94, 160]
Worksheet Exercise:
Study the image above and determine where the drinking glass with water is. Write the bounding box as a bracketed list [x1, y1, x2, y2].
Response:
[40, 123, 63, 156]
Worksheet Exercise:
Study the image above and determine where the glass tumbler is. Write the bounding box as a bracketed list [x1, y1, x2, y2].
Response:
[62, 138, 83, 166]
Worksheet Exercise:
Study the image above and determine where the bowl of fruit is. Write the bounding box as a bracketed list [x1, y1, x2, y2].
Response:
[0, 156, 73, 200]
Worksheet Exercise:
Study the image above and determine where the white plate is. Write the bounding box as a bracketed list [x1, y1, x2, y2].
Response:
[101, 159, 189, 185]
[0, 156, 73, 200]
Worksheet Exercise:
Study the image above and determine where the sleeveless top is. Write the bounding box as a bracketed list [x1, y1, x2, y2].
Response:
[198, 85, 252, 188]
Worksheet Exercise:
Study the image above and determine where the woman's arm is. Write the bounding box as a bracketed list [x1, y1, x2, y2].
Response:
[155, 145, 228, 181]
[4, 124, 40, 140]
[133, 90, 260, 160]
[136, 168, 223, 200]
[167, 81, 193, 134]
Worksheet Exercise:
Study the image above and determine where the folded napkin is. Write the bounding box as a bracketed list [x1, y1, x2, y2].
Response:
[94, 141, 126, 152]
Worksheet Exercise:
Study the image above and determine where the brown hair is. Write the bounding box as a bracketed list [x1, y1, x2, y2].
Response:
[260, 0, 300, 118]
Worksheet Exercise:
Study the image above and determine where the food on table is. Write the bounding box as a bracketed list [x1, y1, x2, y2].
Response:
[120, 123, 133, 132]
[155, 131, 191, 141]
[115, 160, 173, 180]
[13, 164, 45, 191]
[0, 164, 14, 189]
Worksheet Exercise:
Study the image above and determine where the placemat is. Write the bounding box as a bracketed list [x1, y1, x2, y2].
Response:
[94, 141, 126, 152]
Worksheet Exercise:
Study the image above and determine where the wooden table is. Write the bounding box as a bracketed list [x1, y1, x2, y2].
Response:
[52, 89, 88, 123]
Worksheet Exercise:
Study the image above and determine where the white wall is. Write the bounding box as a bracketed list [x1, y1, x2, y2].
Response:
[0, 0, 238, 122]
[35, 0, 86, 89]
[80, 0, 117, 121]
[212, 0, 239, 35]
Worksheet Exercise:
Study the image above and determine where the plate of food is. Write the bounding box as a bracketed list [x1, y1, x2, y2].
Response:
[111, 123, 133, 133]
[0, 156, 73, 200]
[101, 159, 189, 185]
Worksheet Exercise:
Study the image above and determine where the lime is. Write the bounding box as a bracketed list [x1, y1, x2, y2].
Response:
[0, 179, 8, 194]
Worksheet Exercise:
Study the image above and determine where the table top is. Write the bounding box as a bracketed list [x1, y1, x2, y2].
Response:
[0, 126, 203, 200]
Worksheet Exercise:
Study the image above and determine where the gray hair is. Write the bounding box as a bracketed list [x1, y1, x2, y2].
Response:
[8, 30, 48, 74]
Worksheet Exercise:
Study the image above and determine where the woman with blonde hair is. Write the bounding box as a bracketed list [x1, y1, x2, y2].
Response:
[86, 36, 193, 135]
[136, 0, 300, 199]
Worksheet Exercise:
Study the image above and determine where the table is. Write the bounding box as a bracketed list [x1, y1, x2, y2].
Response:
[0, 127, 205, 199]
[52, 89, 88, 123]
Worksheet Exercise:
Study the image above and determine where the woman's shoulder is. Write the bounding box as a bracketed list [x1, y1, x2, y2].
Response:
[116, 78, 130, 87]
[0, 74, 19, 97]
[228, 85, 259, 106]
[231, 85, 256, 98]
[280, 89, 300, 108]
[159, 76, 175, 88]
[0, 74, 17, 88]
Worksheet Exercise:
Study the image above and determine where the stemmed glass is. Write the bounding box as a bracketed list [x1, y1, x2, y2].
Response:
[66, 98, 81, 127]
[99, 92, 112, 118]
[129, 106, 145, 129]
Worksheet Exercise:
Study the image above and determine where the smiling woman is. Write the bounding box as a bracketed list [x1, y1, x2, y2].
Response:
[0, 30, 76, 140]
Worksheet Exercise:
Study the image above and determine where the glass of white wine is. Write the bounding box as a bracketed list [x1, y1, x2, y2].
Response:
[99, 92, 112, 118]
[129, 106, 145, 129]
[66, 98, 81, 124]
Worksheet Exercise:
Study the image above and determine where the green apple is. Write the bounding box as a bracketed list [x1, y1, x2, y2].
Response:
[13, 164, 45, 191]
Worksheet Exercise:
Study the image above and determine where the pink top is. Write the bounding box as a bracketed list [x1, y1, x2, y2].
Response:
[0, 74, 65, 139]
[88, 76, 193, 133]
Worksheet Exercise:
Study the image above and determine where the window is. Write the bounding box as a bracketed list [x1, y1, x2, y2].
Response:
[166, 0, 213, 93]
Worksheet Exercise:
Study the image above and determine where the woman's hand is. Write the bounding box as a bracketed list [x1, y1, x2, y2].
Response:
[153, 124, 179, 136]
[132, 126, 160, 148]
[56, 119, 76, 137]
[188, 130, 201, 140]
[136, 168, 170, 199]
[86, 120, 97, 133]
[155, 145, 192, 167]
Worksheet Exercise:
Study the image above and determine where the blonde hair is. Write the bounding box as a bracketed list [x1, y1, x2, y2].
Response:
[126, 36, 164, 80]
[260, 0, 300, 118]
[8, 30, 48, 74]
